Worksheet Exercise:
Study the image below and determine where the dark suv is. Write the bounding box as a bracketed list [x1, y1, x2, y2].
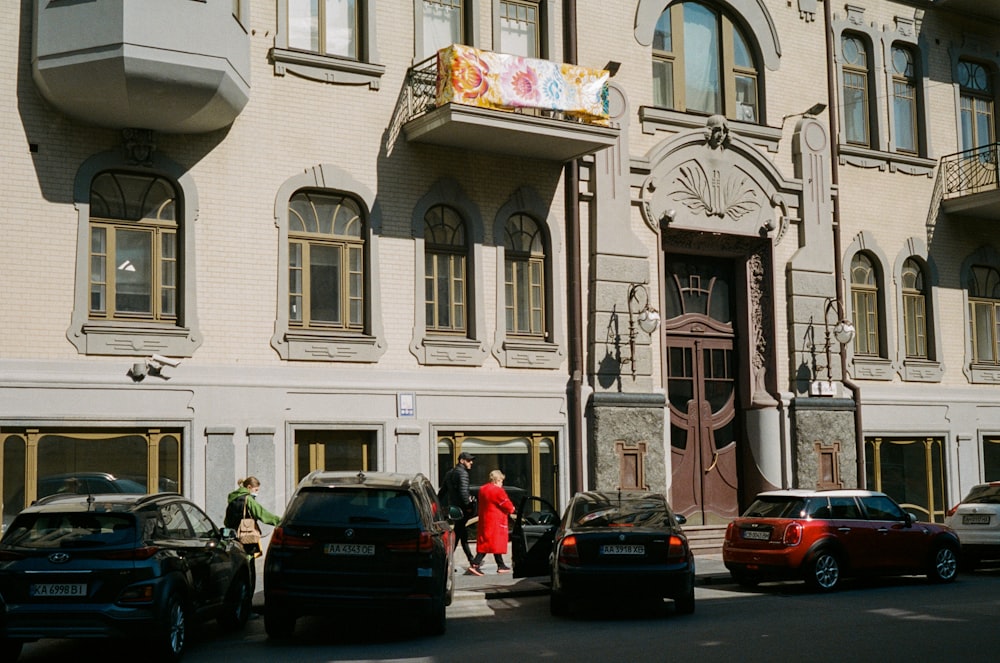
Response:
[263, 471, 458, 639]
[0, 493, 253, 661]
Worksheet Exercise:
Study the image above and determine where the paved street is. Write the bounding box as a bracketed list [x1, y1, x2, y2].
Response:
[15, 560, 1000, 662]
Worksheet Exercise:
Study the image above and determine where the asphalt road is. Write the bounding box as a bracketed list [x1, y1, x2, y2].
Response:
[15, 568, 1000, 662]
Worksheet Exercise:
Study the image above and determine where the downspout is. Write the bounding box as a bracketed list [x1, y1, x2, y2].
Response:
[564, 0, 585, 494]
[824, 0, 865, 487]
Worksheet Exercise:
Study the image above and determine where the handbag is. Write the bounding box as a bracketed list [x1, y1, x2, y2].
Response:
[236, 497, 261, 546]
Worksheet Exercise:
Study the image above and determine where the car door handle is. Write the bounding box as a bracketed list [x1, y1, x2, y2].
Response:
[837, 527, 851, 533]
[877, 528, 890, 534]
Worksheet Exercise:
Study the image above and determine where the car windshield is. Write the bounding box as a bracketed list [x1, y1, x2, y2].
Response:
[285, 488, 419, 526]
[963, 484, 1000, 504]
[743, 496, 807, 519]
[2, 513, 136, 548]
[571, 498, 669, 528]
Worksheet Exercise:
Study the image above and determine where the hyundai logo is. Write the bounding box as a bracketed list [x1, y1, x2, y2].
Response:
[618, 533, 625, 542]
[48, 552, 71, 564]
[345, 529, 354, 538]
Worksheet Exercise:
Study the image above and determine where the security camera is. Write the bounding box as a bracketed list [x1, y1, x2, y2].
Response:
[149, 354, 181, 368]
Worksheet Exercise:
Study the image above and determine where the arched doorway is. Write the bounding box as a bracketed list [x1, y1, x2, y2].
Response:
[665, 254, 740, 525]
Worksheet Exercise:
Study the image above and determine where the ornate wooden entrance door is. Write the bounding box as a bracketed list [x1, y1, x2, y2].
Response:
[665, 256, 740, 525]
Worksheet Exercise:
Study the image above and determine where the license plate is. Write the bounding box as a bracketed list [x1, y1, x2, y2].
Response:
[963, 514, 991, 525]
[31, 583, 87, 597]
[325, 543, 375, 556]
[599, 544, 644, 555]
[742, 529, 771, 541]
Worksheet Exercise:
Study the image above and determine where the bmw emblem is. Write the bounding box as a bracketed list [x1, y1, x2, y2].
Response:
[48, 552, 71, 564]
[345, 529, 354, 538]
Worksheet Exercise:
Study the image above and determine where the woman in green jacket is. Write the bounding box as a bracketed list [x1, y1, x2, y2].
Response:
[225, 476, 281, 557]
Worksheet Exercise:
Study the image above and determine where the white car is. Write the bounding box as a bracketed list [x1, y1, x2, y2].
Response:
[945, 482, 1000, 570]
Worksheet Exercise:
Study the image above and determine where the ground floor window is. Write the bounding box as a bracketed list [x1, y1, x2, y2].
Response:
[865, 436, 946, 522]
[1, 429, 181, 530]
[294, 429, 376, 484]
[983, 437, 1000, 481]
[436, 432, 556, 506]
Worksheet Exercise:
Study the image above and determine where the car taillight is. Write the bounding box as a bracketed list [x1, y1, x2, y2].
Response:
[270, 527, 313, 550]
[783, 522, 803, 546]
[946, 504, 960, 517]
[725, 522, 735, 540]
[387, 532, 434, 553]
[666, 535, 688, 562]
[557, 535, 579, 564]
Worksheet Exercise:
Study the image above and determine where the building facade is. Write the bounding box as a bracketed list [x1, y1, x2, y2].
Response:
[2, 0, 999, 533]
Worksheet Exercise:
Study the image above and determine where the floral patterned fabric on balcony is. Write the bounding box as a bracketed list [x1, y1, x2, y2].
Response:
[435, 44, 610, 125]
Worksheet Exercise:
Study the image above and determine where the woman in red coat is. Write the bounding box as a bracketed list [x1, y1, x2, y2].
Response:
[466, 470, 516, 575]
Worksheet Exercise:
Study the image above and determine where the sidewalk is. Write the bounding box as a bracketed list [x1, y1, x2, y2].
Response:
[453, 552, 730, 599]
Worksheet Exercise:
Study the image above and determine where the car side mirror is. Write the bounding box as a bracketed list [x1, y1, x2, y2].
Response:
[220, 526, 237, 540]
[904, 512, 919, 526]
[447, 505, 464, 522]
[675, 513, 687, 526]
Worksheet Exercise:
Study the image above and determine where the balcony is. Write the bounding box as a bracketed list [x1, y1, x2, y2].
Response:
[32, 0, 250, 134]
[940, 144, 1000, 220]
[401, 45, 619, 162]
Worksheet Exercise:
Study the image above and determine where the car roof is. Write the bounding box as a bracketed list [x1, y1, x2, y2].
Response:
[297, 470, 428, 490]
[571, 490, 668, 502]
[21, 493, 174, 514]
[753, 489, 887, 499]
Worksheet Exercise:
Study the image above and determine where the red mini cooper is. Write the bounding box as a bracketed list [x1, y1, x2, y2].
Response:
[723, 489, 960, 591]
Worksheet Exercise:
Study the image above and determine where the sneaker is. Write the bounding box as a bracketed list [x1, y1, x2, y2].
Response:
[496, 566, 512, 574]
[465, 565, 484, 576]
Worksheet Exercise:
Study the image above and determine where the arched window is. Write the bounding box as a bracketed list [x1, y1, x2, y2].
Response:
[504, 214, 546, 337]
[901, 258, 927, 359]
[89, 172, 178, 322]
[841, 33, 873, 147]
[958, 59, 995, 152]
[969, 265, 1000, 365]
[652, 2, 760, 122]
[851, 253, 880, 356]
[287, 190, 365, 331]
[891, 45, 918, 154]
[425, 205, 468, 334]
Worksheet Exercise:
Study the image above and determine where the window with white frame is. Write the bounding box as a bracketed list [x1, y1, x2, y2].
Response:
[499, 0, 539, 58]
[287, 190, 365, 331]
[287, 0, 359, 59]
[958, 59, 995, 152]
[421, 0, 465, 59]
[652, 2, 760, 122]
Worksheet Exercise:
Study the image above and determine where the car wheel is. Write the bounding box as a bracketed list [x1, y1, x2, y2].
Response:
[805, 550, 840, 591]
[549, 590, 570, 617]
[0, 639, 23, 662]
[673, 587, 696, 615]
[421, 596, 447, 636]
[218, 572, 252, 631]
[928, 544, 959, 583]
[264, 610, 296, 639]
[155, 592, 188, 662]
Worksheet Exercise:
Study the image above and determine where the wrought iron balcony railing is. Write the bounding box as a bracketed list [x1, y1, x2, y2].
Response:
[941, 143, 1000, 199]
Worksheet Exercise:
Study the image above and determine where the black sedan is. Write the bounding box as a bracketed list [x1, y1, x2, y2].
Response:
[511, 491, 695, 616]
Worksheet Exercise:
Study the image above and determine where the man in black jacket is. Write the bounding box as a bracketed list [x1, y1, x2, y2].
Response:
[444, 452, 477, 570]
